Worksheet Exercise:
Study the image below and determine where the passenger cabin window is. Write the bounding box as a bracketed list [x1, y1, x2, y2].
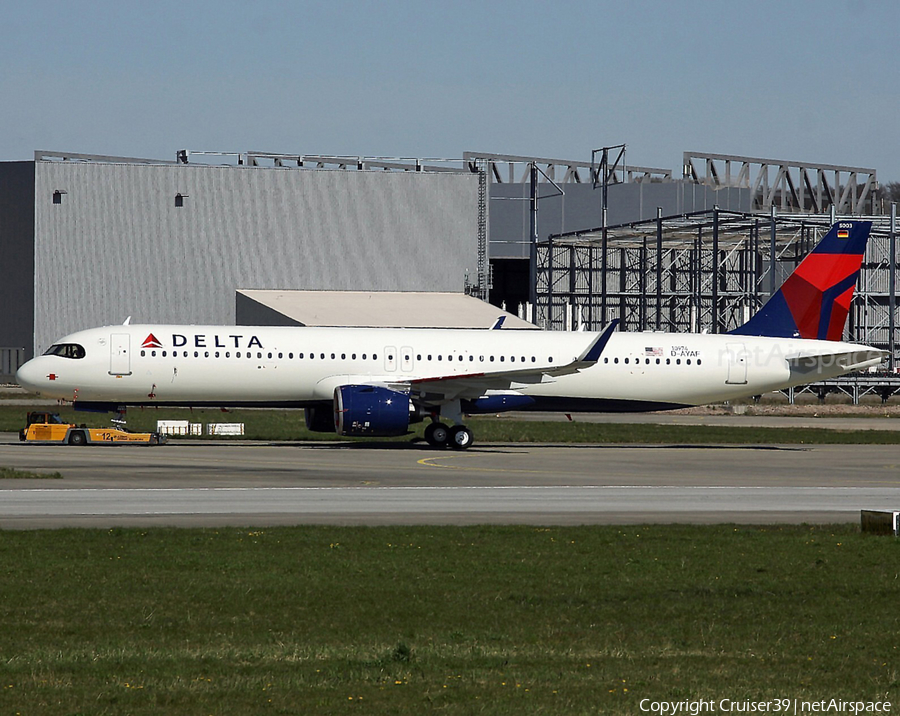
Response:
[43, 343, 85, 359]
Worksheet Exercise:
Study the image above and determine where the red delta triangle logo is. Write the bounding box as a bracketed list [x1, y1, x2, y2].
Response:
[142, 333, 163, 349]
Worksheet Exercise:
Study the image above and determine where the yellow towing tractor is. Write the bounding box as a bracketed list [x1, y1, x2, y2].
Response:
[19, 412, 166, 446]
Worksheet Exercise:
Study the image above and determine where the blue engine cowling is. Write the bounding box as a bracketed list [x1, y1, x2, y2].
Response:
[334, 385, 411, 437]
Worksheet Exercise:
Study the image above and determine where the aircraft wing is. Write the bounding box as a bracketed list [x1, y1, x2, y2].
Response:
[401, 320, 618, 402]
[313, 321, 618, 402]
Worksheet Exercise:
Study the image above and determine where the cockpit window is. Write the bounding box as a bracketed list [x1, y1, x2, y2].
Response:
[43, 343, 86, 359]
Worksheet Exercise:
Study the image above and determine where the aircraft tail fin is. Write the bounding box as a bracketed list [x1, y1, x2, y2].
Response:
[730, 221, 872, 341]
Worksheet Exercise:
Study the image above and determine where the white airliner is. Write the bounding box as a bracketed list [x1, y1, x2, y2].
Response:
[16, 221, 885, 449]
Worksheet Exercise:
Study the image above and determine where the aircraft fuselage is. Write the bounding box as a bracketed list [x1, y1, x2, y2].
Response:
[16, 324, 880, 412]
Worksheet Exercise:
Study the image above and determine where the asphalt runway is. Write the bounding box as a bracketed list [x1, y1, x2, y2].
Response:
[1, 432, 899, 528]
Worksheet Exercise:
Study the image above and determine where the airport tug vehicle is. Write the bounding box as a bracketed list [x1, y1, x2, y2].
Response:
[19, 411, 166, 446]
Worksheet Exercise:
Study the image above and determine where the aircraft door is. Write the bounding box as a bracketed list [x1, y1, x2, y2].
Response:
[384, 346, 397, 372]
[109, 334, 132, 376]
[725, 342, 748, 385]
[400, 346, 414, 372]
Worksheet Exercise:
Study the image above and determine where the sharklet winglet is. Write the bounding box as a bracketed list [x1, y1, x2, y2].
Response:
[580, 319, 619, 363]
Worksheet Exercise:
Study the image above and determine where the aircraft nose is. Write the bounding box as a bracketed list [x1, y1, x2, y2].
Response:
[16, 358, 46, 393]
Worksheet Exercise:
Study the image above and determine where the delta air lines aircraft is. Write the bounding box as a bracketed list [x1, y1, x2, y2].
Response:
[16, 221, 885, 449]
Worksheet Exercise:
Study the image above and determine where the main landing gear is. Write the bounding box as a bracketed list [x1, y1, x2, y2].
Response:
[424, 422, 473, 450]
[423, 400, 473, 450]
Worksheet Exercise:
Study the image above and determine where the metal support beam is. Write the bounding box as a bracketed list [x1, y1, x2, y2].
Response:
[712, 207, 719, 332]
[529, 162, 538, 315]
[656, 207, 663, 330]
[769, 207, 777, 297]
[891, 204, 897, 372]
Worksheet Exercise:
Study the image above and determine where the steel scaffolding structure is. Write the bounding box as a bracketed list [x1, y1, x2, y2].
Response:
[683, 152, 878, 215]
[537, 209, 899, 373]
[462, 150, 672, 185]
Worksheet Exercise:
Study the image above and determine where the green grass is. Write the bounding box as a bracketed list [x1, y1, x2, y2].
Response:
[3, 403, 900, 445]
[0, 524, 898, 714]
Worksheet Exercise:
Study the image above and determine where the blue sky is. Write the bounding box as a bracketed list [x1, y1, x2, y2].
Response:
[4, 0, 899, 179]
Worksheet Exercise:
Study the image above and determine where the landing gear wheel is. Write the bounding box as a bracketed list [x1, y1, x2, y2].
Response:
[68, 431, 87, 446]
[449, 425, 474, 450]
[424, 422, 450, 448]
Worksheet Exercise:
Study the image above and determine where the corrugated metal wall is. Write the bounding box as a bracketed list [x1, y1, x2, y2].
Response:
[33, 162, 478, 353]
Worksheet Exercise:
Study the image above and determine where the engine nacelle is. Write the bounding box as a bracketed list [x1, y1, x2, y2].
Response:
[334, 385, 411, 437]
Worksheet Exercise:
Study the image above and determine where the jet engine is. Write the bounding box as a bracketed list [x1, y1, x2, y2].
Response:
[334, 385, 411, 437]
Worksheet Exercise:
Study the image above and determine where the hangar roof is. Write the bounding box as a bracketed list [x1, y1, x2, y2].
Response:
[236, 290, 538, 330]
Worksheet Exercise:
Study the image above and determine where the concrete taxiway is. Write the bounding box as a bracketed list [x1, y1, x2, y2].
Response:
[1, 433, 898, 528]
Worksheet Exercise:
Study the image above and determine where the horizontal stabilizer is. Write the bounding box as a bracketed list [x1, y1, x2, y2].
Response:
[787, 348, 886, 377]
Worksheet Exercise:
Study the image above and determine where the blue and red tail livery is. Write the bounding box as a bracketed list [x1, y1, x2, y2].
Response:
[730, 221, 871, 341]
